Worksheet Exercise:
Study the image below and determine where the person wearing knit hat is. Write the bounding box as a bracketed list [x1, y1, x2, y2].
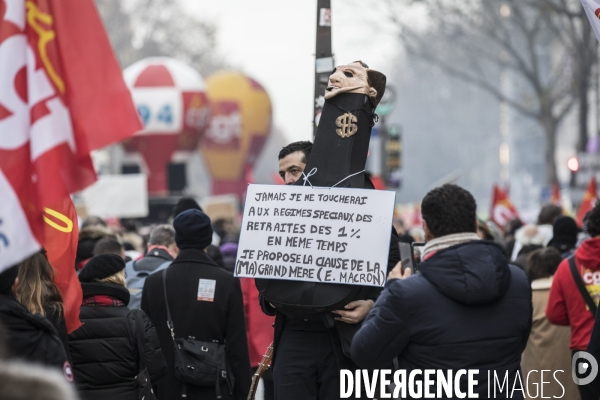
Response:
[68, 254, 166, 399]
[141, 208, 252, 399]
[548, 216, 581, 256]
[173, 209, 214, 250]
[78, 253, 126, 283]
[172, 199, 226, 269]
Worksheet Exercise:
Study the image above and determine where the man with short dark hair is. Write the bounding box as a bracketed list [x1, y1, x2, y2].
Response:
[351, 184, 532, 398]
[92, 238, 124, 259]
[278, 141, 312, 185]
[265, 141, 398, 400]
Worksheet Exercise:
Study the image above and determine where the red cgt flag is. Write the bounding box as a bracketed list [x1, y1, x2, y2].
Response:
[490, 185, 520, 228]
[577, 176, 598, 227]
[0, 0, 142, 332]
[42, 197, 81, 332]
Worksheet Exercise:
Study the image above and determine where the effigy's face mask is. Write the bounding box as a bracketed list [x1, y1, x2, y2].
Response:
[324, 61, 386, 106]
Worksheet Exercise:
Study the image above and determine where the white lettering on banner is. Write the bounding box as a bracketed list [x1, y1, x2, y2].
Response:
[0, 34, 29, 150]
[583, 270, 600, 285]
[205, 112, 241, 144]
[235, 184, 395, 287]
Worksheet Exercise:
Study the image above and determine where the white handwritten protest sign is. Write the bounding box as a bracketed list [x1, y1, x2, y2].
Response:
[235, 184, 396, 287]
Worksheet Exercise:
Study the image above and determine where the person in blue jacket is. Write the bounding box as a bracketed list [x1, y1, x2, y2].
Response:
[351, 184, 532, 399]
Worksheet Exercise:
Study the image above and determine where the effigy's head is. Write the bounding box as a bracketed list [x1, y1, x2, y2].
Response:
[324, 61, 386, 106]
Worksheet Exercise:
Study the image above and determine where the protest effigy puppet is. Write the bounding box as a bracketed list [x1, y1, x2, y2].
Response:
[299, 61, 386, 189]
[256, 61, 388, 317]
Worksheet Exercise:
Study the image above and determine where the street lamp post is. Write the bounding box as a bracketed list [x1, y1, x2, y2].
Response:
[313, 0, 333, 137]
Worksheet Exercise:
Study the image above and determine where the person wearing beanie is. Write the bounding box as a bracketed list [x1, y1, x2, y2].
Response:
[142, 209, 252, 400]
[172, 196, 226, 268]
[68, 254, 166, 400]
[0, 265, 71, 376]
[548, 215, 581, 257]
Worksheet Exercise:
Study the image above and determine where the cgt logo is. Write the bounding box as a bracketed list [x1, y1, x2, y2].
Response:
[572, 351, 599, 385]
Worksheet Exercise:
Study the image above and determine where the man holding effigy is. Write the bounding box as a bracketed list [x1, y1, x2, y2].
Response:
[257, 61, 400, 400]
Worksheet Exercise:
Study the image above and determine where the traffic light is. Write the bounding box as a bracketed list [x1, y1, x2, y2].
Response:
[385, 124, 402, 188]
[568, 156, 579, 188]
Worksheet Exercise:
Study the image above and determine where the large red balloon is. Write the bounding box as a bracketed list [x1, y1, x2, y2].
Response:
[122, 57, 209, 194]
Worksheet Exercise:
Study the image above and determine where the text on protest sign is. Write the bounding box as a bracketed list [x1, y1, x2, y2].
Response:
[235, 184, 396, 287]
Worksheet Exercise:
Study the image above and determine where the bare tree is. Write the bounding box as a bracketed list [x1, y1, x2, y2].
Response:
[533, 0, 597, 152]
[382, 0, 596, 185]
[95, 0, 227, 77]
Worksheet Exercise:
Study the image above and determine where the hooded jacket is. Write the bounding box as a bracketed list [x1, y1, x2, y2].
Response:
[68, 282, 166, 400]
[351, 241, 532, 399]
[0, 294, 69, 372]
[546, 237, 600, 350]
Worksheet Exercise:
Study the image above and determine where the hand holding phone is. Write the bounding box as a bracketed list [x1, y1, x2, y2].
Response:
[387, 260, 413, 281]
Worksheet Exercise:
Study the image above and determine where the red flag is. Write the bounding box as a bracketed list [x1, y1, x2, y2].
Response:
[551, 182, 561, 206]
[490, 185, 520, 228]
[369, 175, 387, 190]
[577, 176, 598, 227]
[43, 197, 81, 333]
[0, 0, 142, 330]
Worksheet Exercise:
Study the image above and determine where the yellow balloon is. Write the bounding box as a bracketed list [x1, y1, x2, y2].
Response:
[200, 72, 272, 182]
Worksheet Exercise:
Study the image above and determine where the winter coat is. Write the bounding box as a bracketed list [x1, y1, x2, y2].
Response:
[351, 240, 532, 399]
[0, 294, 69, 372]
[68, 282, 166, 400]
[125, 248, 173, 309]
[521, 277, 579, 400]
[546, 237, 600, 350]
[130, 247, 173, 272]
[44, 304, 71, 363]
[141, 248, 252, 400]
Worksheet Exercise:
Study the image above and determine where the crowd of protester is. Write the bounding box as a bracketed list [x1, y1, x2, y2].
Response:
[2, 163, 600, 399]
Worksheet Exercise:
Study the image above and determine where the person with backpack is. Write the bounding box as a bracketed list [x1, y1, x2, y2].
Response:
[547, 202, 600, 400]
[141, 209, 252, 400]
[126, 224, 178, 309]
[68, 254, 166, 400]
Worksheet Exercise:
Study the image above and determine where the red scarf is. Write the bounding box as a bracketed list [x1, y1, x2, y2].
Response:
[82, 295, 125, 307]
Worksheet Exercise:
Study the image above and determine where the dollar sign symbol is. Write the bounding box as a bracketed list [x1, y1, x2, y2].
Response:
[335, 112, 358, 138]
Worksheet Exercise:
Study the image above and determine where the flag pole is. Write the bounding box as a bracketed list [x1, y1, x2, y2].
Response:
[313, 0, 333, 138]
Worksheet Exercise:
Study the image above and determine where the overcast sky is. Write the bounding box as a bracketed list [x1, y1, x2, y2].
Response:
[180, 0, 400, 142]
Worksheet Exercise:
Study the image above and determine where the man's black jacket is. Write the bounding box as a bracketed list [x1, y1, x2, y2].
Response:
[142, 249, 251, 400]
